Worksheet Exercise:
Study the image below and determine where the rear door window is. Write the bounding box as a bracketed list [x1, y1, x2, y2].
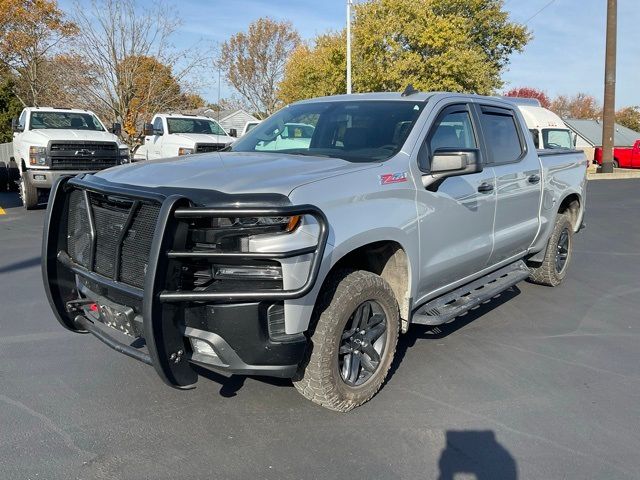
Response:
[478, 106, 524, 164]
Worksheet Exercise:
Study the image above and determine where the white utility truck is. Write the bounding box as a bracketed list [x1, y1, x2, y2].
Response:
[134, 113, 234, 161]
[506, 97, 574, 149]
[10, 107, 129, 209]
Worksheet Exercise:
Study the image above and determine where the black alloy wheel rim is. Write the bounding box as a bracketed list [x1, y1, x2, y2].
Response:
[555, 228, 570, 273]
[339, 300, 388, 387]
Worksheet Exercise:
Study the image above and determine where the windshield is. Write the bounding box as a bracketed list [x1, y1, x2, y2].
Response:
[167, 117, 227, 136]
[231, 100, 425, 162]
[30, 111, 104, 131]
[542, 128, 572, 149]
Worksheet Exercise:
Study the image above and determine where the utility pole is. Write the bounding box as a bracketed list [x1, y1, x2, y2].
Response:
[601, 0, 617, 173]
[346, 0, 353, 94]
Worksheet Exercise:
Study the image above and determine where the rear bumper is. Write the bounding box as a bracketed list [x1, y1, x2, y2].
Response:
[42, 175, 327, 386]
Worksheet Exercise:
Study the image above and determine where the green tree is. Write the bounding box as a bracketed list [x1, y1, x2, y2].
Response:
[0, 70, 23, 142]
[616, 106, 640, 132]
[280, 0, 530, 104]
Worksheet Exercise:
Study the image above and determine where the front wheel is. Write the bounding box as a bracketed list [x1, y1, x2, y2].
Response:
[528, 213, 574, 286]
[293, 269, 399, 412]
[20, 173, 39, 209]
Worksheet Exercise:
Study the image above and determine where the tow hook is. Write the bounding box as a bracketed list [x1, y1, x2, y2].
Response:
[65, 298, 95, 314]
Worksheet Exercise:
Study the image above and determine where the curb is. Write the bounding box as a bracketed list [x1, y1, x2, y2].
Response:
[587, 169, 640, 180]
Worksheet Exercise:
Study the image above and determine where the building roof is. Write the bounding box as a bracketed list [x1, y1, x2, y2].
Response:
[563, 118, 640, 147]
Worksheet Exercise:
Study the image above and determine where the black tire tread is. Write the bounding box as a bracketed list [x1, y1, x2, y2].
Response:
[20, 173, 39, 210]
[293, 269, 399, 412]
[528, 213, 573, 287]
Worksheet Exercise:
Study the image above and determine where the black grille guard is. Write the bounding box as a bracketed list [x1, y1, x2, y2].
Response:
[42, 174, 329, 388]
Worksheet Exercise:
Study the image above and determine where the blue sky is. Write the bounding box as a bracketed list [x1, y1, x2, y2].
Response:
[65, 0, 639, 108]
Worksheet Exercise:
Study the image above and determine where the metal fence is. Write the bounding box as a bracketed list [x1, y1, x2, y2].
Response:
[0, 142, 13, 163]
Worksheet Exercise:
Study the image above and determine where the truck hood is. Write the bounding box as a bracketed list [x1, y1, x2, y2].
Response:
[26, 129, 120, 144]
[171, 133, 232, 145]
[96, 152, 377, 196]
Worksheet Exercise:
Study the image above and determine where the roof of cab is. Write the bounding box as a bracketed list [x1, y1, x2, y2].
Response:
[292, 91, 518, 107]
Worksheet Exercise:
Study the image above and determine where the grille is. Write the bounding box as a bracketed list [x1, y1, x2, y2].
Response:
[65, 188, 160, 288]
[195, 143, 225, 153]
[50, 158, 119, 170]
[50, 141, 119, 171]
[50, 142, 117, 152]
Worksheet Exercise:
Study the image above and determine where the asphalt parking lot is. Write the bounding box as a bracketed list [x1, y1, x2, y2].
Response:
[1, 179, 639, 480]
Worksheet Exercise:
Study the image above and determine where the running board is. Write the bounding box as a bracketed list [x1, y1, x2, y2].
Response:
[411, 261, 530, 326]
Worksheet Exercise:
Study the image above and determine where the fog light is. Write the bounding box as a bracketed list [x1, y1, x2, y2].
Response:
[190, 338, 218, 357]
[33, 174, 46, 181]
[214, 264, 282, 280]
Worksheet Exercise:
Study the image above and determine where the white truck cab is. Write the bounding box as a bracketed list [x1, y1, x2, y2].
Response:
[506, 98, 574, 150]
[134, 113, 234, 161]
[11, 107, 129, 209]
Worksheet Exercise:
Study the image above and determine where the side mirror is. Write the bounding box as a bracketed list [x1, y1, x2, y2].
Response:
[11, 118, 23, 133]
[423, 149, 482, 188]
[111, 122, 122, 136]
[143, 123, 155, 136]
[228, 128, 238, 137]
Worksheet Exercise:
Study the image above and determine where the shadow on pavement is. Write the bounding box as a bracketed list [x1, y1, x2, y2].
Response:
[389, 286, 521, 380]
[192, 365, 291, 398]
[437, 430, 518, 479]
[0, 192, 23, 209]
[0, 256, 42, 274]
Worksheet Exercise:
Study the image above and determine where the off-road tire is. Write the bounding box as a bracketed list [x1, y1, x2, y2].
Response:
[528, 213, 573, 287]
[20, 172, 39, 210]
[293, 269, 400, 412]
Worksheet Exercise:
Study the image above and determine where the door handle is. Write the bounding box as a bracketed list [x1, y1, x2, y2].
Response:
[528, 174, 541, 184]
[477, 182, 494, 193]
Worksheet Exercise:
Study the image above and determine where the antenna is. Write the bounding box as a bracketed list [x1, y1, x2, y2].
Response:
[401, 84, 419, 97]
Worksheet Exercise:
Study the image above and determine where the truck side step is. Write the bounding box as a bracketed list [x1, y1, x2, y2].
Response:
[411, 260, 530, 326]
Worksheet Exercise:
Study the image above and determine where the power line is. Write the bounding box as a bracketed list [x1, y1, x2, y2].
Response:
[523, 0, 558, 24]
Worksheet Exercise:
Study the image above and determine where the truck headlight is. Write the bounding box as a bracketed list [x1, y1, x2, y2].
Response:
[178, 147, 194, 156]
[29, 146, 47, 166]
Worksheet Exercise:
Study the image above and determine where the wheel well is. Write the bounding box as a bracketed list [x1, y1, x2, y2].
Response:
[327, 241, 410, 329]
[558, 194, 581, 230]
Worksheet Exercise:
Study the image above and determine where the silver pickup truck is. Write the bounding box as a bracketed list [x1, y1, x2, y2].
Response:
[43, 92, 587, 411]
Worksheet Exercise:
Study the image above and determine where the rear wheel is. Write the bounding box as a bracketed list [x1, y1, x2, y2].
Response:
[293, 269, 399, 412]
[528, 213, 573, 286]
[20, 172, 39, 210]
[613, 158, 619, 169]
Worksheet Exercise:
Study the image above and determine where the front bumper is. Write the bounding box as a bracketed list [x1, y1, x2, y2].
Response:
[26, 169, 86, 188]
[42, 175, 328, 387]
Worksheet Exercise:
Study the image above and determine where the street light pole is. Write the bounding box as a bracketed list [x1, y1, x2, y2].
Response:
[601, 0, 617, 173]
[346, 0, 353, 94]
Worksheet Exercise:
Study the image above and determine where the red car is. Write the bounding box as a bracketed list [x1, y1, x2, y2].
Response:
[595, 140, 640, 168]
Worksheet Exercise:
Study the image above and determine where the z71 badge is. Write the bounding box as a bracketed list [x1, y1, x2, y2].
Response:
[379, 172, 408, 185]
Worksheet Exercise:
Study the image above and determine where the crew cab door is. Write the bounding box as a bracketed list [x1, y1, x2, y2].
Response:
[475, 104, 542, 265]
[415, 102, 497, 298]
[145, 117, 164, 159]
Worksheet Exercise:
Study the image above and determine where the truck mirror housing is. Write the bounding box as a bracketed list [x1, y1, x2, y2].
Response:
[143, 123, 155, 136]
[430, 149, 482, 176]
[111, 122, 122, 136]
[11, 118, 23, 133]
[229, 128, 238, 137]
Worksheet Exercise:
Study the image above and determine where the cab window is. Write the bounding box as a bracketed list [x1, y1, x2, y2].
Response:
[479, 107, 524, 164]
[152, 117, 164, 134]
[429, 111, 477, 153]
